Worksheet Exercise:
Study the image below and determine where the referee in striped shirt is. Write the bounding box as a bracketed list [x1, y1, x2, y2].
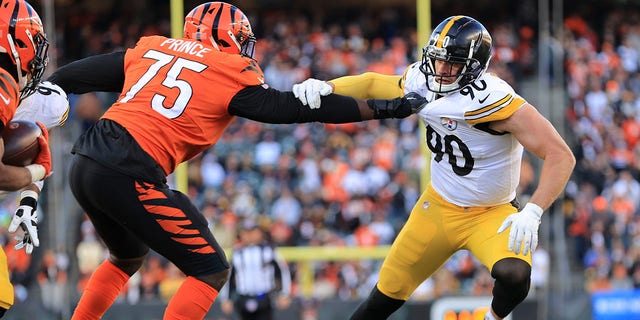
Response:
[220, 219, 292, 320]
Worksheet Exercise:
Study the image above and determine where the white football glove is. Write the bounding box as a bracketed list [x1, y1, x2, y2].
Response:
[15, 81, 70, 130]
[8, 190, 40, 254]
[497, 202, 543, 256]
[292, 79, 333, 109]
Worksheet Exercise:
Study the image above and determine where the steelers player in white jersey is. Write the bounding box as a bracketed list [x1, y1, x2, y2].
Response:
[7, 81, 69, 254]
[292, 15, 575, 320]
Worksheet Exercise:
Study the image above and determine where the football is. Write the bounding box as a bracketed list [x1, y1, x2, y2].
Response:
[2, 120, 42, 166]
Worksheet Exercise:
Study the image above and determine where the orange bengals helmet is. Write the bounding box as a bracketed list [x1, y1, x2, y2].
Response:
[0, 0, 48, 99]
[184, 2, 256, 59]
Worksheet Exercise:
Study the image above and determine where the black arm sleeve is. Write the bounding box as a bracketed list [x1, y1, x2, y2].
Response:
[46, 51, 126, 94]
[228, 86, 363, 124]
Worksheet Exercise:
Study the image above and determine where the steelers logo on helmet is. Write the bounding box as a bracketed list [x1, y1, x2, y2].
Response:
[419, 15, 492, 94]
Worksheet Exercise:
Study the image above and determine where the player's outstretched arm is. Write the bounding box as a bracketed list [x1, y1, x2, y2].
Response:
[47, 51, 126, 94]
[229, 86, 424, 124]
[293, 73, 404, 109]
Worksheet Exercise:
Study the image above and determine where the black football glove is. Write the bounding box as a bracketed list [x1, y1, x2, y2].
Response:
[366, 92, 426, 119]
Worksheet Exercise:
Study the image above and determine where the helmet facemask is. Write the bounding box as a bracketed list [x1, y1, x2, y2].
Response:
[420, 42, 485, 94]
[221, 24, 256, 59]
[18, 31, 49, 100]
[237, 32, 256, 59]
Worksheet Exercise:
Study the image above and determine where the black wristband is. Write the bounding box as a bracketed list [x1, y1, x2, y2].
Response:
[20, 196, 37, 208]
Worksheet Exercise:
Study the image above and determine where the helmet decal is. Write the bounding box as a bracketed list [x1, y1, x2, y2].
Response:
[434, 15, 464, 49]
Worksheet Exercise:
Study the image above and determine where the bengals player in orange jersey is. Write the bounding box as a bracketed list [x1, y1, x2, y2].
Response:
[45, 2, 424, 319]
[0, 0, 52, 318]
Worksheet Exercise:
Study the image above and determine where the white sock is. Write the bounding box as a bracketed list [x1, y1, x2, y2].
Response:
[484, 310, 497, 320]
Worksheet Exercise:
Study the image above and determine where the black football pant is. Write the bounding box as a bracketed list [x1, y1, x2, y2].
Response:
[69, 154, 229, 277]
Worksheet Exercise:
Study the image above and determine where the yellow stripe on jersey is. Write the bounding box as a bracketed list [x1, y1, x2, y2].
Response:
[435, 16, 464, 48]
[58, 105, 70, 126]
[465, 94, 512, 117]
[464, 94, 526, 124]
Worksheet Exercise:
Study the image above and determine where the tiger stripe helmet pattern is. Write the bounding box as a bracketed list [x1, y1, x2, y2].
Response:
[0, 0, 48, 100]
[183, 2, 256, 59]
[420, 15, 492, 94]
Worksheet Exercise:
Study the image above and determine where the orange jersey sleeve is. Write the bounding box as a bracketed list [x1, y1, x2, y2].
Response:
[102, 36, 265, 174]
[0, 69, 20, 129]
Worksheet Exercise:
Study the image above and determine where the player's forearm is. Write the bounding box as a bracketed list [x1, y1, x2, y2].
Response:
[0, 165, 39, 191]
[330, 72, 403, 99]
[528, 150, 575, 211]
[24, 182, 42, 195]
[230, 86, 365, 123]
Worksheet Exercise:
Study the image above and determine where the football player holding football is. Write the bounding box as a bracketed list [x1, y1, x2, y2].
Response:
[0, 0, 53, 318]
[293, 15, 575, 320]
[6, 80, 69, 255]
[43, 2, 424, 319]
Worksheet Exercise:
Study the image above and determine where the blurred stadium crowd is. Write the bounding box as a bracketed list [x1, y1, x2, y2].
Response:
[1, 0, 640, 318]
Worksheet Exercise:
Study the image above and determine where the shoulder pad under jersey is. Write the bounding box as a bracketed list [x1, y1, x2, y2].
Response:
[461, 73, 527, 124]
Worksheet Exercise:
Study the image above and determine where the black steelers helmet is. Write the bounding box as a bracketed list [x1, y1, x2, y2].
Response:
[420, 15, 492, 93]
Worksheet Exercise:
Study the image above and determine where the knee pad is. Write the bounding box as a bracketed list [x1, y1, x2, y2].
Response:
[491, 257, 531, 290]
[196, 267, 231, 291]
[490, 258, 531, 316]
[110, 254, 148, 276]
